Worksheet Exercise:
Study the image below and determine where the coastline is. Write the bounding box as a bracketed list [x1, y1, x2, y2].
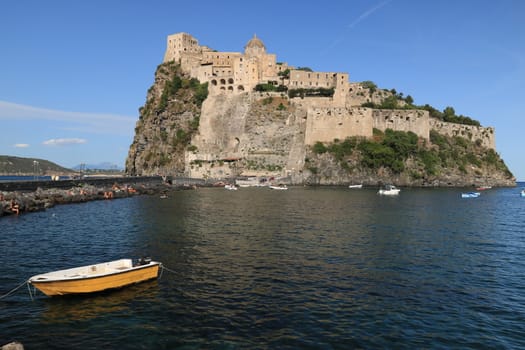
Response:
[0, 178, 197, 218]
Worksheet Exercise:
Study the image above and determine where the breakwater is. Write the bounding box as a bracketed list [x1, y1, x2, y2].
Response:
[0, 176, 207, 217]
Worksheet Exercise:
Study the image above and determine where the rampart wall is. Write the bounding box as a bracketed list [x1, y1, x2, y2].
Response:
[304, 107, 373, 145]
[372, 109, 430, 139]
[429, 119, 495, 149]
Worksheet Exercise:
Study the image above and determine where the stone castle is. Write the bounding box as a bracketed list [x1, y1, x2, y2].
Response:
[159, 32, 496, 180]
[164, 32, 495, 148]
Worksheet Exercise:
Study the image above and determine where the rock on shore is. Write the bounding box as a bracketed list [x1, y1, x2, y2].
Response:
[0, 181, 178, 217]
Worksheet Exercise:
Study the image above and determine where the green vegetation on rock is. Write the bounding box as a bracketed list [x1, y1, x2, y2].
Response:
[360, 81, 481, 126]
[310, 128, 512, 179]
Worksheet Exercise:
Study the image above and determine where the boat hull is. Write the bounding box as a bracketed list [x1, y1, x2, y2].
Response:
[461, 192, 480, 198]
[29, 262, 160, 296]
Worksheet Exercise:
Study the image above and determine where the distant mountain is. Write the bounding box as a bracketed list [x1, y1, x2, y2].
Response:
[72, 162, 123, 171]
[0, 155, 74, 175]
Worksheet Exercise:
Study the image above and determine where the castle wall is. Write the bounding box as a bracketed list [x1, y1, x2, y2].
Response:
[429, 119, 495, 149]
[289, 70, 340, 89]
[165, 32, 497, 152]
[304, 107, 373, 145]
[202, 51, 242, 67]
[372, 109, 430, 139]
[164, 32, 200, 63]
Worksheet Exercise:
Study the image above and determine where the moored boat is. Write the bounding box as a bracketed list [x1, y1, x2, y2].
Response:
[28, 258, 161, 296]
[378, 184, 400, 195]
[520, 190, 525, 197]
[461, 192, 481, 198]
[348, 184, 363, 189]
[269, 184, 288, 190]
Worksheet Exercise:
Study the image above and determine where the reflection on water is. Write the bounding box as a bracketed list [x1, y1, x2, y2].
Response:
[1, 186, 525, 348]
[40, 280, 159, 324]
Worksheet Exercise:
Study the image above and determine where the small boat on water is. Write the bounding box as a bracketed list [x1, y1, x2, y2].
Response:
[224, 184, 238, 190]
[461, 192, 481, 198]
[520, 190, 525, 197]
[269, 184, 288, 190]
[28, 258, 161, 296]
[348, 184, 363, 189]
[378, 184, 400, 195]
[476, 186, 492, 191]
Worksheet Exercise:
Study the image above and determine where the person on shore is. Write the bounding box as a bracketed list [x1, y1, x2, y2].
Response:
[10, 199, 19, 215]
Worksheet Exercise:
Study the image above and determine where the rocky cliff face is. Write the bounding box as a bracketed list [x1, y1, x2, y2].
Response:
[126, 62, 205, 176]
[126, 62, 515, 187]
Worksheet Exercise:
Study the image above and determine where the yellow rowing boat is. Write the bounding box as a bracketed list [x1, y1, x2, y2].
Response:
[28, 258, 161, 296]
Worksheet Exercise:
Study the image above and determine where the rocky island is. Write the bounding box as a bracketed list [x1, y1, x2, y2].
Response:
[126, 32, 514, 187]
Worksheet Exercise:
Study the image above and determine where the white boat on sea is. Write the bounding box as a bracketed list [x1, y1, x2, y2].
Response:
[348, 184, 363, 189]
[269, 184, 288, 190]
[461, 192, 481, 198]
[235, 177, 269, 187]
[378, 184, 400, 195]
[224, 184, 238, 190]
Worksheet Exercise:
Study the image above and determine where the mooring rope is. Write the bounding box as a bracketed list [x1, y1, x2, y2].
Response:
[159, 264, 178, 281]
[160, 265, 177, 275]
[0, 280, 29, 300]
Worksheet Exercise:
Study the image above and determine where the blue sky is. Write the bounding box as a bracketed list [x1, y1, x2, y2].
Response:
[1, 1, 524, 180]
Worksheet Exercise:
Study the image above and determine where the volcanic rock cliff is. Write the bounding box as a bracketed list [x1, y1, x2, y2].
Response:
[126, 61, 515, 187]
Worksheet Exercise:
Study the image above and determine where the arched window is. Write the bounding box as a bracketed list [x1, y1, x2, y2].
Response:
[228, 78, 234, 84]
[238, 85, 245, 91]
[211, 80, 217, 86]
[220, 79, 226, 85]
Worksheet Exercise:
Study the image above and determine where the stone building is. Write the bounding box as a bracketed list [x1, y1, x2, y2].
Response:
[162, 32, 495, 151]
[163, 32, 346, 98]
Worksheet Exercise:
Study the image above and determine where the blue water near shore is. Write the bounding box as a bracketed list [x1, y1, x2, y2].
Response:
[1, 185, 524, 349]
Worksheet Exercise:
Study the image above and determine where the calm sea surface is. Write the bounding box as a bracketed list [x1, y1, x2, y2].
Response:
[1, 185, 524, 349]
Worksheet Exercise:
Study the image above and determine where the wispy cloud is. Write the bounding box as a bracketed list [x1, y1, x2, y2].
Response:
[323, 0, 392, 53]
[0, 100, 136, 136]
[13, 143, 30, 148]
[347, 0, 391, 29]
[43, 138, 87, 146]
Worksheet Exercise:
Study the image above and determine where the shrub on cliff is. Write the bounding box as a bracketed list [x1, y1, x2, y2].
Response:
[309, 128, 511, 178]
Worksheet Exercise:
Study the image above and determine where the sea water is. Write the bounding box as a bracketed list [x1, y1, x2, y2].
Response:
[1, 185, 524, 349]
